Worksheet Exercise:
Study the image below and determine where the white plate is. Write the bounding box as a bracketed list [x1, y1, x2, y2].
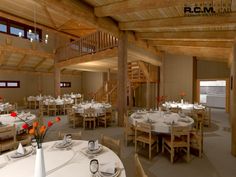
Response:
[10, 148, 33, 158]
[98, 168, 121, 177]
[86, 144, 103, 154]
[55, 141, 73, 149]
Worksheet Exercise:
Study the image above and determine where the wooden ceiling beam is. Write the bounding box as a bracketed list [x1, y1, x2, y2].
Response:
[119, 13, 236, 31]
[0, 10, 79, 39]
[136, 31, 236, 41]
[95, 0, 206, 17]
[0, 66, 80, 76]
[148, 40, 233, 48]
[156, 45, 231, 60]
[43, 6, 58, 29]
[0, 45, 54, 59]
[34, 58, 47, 71]
[17, 54, 29, 69]
[36, 0, 160, 57]
[56, 48, 118, 68]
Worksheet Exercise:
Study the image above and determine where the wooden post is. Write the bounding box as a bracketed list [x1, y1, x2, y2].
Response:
[54, 66, 61, 97]
[117, 31, 127, 126]
[128, 82, 133, 108]
[159, 52, 165, 97]
[231, 41, 236, 156]
[146, 81, 150, 109]
[192, 56, 197, 103]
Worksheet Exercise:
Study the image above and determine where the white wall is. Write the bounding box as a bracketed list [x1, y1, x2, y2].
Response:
[164, 54, 193, 102]
[0, 71, 82, 105]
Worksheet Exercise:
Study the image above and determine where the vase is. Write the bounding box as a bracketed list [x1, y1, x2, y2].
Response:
[34, 147, 46, 177]
[181, 99, 184, 104]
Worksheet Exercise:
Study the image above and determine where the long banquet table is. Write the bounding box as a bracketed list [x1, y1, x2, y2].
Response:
[129, 110, 194, 133]
[0, 140, 126, 177]
[73, 102, 111, 115]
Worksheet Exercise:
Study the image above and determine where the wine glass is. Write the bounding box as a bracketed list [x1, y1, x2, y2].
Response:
[31, 138, 37, 154]
[90, 159, 99, 176]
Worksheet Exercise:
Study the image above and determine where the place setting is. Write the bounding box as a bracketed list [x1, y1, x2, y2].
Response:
[89, 159, 122, 177]
[80, 140, 104, 159]
[51, 134, 73, 151]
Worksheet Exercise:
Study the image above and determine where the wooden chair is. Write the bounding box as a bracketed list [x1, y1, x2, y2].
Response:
[39, 101, 47, 116]
[135, 154, 148, 177]
[97, 110, 107, 128]
[203, 107, 211, 127]
[170, 107, 182, 113]
[16, 133, 31, 146]
[135, 121, 158, 160]
[58, 131, 82, 140]
[47, 102, 57, 116]
[82, 107, 96, 129]
[162, 125, 190, 163]
[0, 125, 16, 154]
[101, 134, 121, 157]
[190, 122, 203, 157]
[124, 113, 135, 146]
[63, 103, 73, 115]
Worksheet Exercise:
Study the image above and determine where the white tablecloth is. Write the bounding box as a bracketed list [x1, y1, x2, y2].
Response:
[0, 113, 36, 133]
[43, 98, 74, 106]
[0, 103, 13, 112]
[73, 103, 111, 115]
[0, 140, 126, 177]
[129, 111, 194, 133]
[162, 102, 205, 113]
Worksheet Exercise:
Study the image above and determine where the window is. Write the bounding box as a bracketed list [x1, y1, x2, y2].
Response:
[0, 17, 42, 41]
[0, 81, 20, 88]
[60, 82, 71, 88]
[10, 24, 24, 37]
[0, 21, 7, 32]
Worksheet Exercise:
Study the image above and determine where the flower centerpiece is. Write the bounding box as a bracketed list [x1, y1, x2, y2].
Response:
[10, 111, 30, 130]
[28, 117, 61, 148]
[157, 96, 165, 108]
[180, 91, 186, 104]
[11, 112, 61, 177]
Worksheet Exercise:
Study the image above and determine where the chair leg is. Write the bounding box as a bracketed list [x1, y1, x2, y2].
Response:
[187, 146, 190, 162]
[149, 144, 151, 160]
[171, 148, 174, 163]
[162, 139, 164, 153]
[135, 140, 137, 152]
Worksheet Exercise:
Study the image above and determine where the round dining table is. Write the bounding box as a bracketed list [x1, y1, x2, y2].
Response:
[162, 102, 205, 114]
[0, 140, 126, 177]
[129, 110, 194, 133]
[0, 112, 36, 133]
[73, 102, 111, 115]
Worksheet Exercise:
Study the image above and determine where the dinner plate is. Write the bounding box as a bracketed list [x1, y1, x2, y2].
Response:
[98, 168, 121, 177]
[10, 147, 33, 158]
[55, 141, 73, 149]
[86, 144, 103, 154]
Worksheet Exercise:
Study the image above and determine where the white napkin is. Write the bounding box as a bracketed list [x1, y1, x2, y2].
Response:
[100, 162, 115, 174]
[16, 143, 25, 155]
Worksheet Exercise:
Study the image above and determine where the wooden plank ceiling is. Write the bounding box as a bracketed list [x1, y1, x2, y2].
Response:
[83, 0, 236, 62]
[0, 0, 235, 74]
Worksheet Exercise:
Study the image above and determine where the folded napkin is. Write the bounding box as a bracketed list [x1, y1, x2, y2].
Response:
[94, 140, 99, 150]
[16, 143, 25, 155]
[100, 162, 115, 174]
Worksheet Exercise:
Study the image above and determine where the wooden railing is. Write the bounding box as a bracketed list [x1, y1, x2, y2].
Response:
[56, 31, 118, 61]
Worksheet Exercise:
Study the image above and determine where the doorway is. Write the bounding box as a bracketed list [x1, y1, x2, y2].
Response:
[197, 79, 229, 112]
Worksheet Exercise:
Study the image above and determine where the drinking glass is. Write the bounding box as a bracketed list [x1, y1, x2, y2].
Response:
[90, 159, 99, 176]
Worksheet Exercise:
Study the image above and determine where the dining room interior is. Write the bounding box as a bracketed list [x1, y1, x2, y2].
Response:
[0, 0, 236, 177]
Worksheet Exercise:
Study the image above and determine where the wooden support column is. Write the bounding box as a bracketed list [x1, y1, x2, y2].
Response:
[159, 52, 165, 96]
[231, 41, 236, 156]
[146, 81, 150, 109]
[128, 82, 133, 108]
[117, 31, 128, 126]
[54, 55, 61, 97]
[193, 56, 197, 103]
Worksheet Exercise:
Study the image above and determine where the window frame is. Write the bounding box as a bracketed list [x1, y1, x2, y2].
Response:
[60, 82, 71, 88]
[0, 81, 20, 88]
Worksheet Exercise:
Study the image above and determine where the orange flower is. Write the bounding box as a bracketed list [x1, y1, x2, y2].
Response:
[39, 125, 46, 134]
[33, 121, 39, 128]
[29, 128, 35, 135]
[55, 117, 61, 122]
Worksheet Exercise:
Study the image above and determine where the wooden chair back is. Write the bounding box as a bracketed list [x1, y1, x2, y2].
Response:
[101, 134, 121, 157]
[0, 125, 16, 153]
[135, 154, 148, 177]
[170, 125, 190, 145]
[84, 107, 96, 117]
